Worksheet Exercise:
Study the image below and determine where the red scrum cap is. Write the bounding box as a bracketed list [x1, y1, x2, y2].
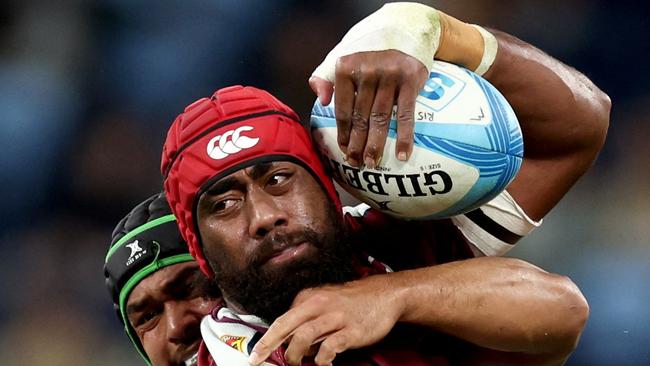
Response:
[161, 86, 341, 277]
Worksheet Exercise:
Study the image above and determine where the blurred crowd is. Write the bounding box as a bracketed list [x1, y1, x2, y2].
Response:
[0, 1, 648, 365]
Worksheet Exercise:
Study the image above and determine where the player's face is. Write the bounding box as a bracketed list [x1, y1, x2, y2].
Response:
[196, 161, 355, 321]
[126, 262, 219, 366]
[196, 161, 335, 271]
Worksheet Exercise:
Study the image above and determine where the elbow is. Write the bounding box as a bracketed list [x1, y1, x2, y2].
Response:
[590, 88, 611, 153]
[561, 276, 590, 347]
[506, 259, 590, 353]
[579, 85, 611, 158]
[561, 74, 611, 160]
[544, 274, 590, 357]
[560, 85, 610, 174]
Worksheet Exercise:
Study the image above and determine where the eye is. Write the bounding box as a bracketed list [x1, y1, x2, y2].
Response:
[212, 198, 239, 213]
[267, 172, 290, 187]
[133, 309, 160, 330]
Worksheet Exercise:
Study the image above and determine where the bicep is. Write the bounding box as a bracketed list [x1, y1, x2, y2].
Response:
[483, 31, 609, 222]
[506, 154, 593, 221]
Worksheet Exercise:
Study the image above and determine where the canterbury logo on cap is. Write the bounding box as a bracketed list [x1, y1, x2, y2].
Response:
[206, 126, 260, 160]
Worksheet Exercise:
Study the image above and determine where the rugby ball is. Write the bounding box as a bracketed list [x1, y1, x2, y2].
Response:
[310, 61, 523, 220]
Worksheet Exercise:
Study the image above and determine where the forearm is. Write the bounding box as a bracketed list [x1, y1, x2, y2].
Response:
[387, 257, 588, 356]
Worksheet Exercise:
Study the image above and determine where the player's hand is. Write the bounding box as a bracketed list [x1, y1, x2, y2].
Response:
[310, 50, 428, 169]
[248, 275, 405, 366]
[308, 3, 442, 168]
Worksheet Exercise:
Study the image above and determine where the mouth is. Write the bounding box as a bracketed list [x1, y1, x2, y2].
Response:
[265, 241, 311, 266]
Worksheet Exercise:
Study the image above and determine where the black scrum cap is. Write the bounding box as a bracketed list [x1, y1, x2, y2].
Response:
[104, 192, 194, 365]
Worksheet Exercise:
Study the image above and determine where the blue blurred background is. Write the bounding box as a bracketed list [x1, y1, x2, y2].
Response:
[0, 0, 647, 365]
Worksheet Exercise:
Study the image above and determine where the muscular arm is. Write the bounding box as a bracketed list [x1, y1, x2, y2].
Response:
[312, 4, 610, 222]
[249, 257, 588, 366]
[394, 257, 588, 360]
[479, 31, 610, 220]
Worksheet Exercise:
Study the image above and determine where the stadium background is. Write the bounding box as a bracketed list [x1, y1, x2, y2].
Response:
[0, 1, 647, 365]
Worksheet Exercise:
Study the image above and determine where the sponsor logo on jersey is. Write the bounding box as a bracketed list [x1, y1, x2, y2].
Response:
[220, 335, 246, 352]
[207, 126, 260, 160]
[125, 240, 147, 266]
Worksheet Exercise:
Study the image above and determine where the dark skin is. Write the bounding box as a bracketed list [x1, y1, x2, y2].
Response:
[328, 51, 428, 167]
[126, 262, 219, 366]
[194, 162, 589, 366]
[310, 34, 610, 222]
[182, 8, 609, 365]
[196, 162, 338, 316]
[250, 255, 588, 366]
[248, 26, 609, 366]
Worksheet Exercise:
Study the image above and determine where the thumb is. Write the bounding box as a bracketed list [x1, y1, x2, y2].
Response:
[309, 76, 334, 106]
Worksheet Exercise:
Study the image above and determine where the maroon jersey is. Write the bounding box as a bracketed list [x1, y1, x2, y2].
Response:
[198, 207, 478, 366]
[343, 205, 475, 271]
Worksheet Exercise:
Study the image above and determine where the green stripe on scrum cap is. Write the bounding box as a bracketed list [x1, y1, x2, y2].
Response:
[105, 214, 177, 263]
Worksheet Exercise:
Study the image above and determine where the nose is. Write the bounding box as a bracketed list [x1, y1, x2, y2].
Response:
[165, 300, 202, 346]
[246, 186, 288, 238]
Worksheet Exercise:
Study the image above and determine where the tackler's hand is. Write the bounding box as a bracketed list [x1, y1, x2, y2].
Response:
[248, 275, 404, 366]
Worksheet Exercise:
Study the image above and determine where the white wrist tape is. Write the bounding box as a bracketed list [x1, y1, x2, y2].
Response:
[452, 190, 542, 256]
[311, 2, 442, 83]
[471, 25, 498, 76]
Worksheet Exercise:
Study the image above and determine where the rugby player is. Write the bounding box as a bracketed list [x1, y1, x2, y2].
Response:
[162, 4, 609, 365]
[161, 3, 608, 365]
[104, 193, 221, 366]
[161, 82, 594, 364]
[103, 190, 573, 366]
[162, 5, 609, 365]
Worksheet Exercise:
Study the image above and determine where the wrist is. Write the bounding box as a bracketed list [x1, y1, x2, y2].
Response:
[388, 269, 441, 325]
[369, 272, 411, 324]
[312, 2, 441, 82]
[436, 13, 498, 75]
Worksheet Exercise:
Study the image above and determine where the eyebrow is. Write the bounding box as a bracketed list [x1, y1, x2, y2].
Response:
[204, 176, 240, 197]
[248, 162, 274, 180]
[126, 297, 150, 316]
[203, 162, 276, 197]
[126, 266, 200, 316]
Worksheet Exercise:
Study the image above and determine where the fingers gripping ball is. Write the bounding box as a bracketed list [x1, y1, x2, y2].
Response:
[311, 61, 523, 220]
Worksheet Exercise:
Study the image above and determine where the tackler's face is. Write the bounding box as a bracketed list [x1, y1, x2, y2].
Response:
[196, 161, 337, 275]
[126, 262, 219, 366]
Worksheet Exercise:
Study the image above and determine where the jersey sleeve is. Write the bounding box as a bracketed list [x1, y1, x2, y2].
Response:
[450, 190, 542, 256]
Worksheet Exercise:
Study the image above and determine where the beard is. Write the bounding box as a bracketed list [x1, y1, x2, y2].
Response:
[207, 201, 357, 323]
